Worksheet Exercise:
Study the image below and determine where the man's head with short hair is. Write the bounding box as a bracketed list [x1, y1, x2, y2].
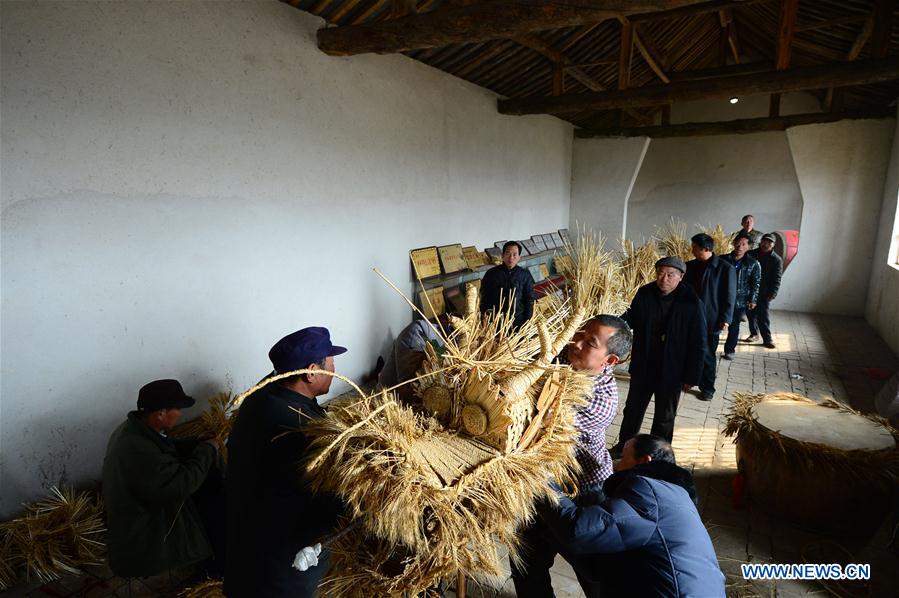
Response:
[501, 241, 522, 269]
[732, 232, 751, 258]
[741, 214, 755, 231]
[568, 315, 632, 374]
[614, 434, 676, 472]
[690, 233, 715, 261]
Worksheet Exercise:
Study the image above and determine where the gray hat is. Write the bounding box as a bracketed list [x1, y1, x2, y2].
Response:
[761, 233, 777, 243]
[655, 256, 687, 273]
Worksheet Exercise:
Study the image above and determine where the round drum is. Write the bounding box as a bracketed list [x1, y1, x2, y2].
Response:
[727, 392, 899, 532]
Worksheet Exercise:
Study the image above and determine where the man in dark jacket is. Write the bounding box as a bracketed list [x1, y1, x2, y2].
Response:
[479, 241, 536, 328]
[746, 233, 784, 349]
[721, 232, 761, 359]
[102, 379, 220, 578]
[613, 257, 706, 450]
[541, 434, 726, 597]
[685, 233, 736, 401]
[224, 327, 346, 598]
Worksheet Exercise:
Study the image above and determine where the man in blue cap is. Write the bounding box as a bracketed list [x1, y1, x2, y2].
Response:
[224, 327, 347, 598]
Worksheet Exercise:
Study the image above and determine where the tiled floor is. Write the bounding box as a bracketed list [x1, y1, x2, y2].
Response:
[9, 311, 899, 597]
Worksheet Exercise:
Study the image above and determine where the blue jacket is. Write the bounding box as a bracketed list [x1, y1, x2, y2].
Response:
[721, 253, 761, 309]
[542, 461, 725, 597]
[685, 255, 736, 333]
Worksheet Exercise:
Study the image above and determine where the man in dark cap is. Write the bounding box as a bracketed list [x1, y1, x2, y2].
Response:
[225, 327, 346, 598]
[102, 379, 221, 578]
[746, 233, 783, 349]
[611, 257, 706, 454]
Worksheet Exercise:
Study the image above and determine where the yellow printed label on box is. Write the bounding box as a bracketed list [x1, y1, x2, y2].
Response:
[539, 263, 550, 280]
[419, 287, 445, 320]
[438, 244, 467, 274]
[462, 245, 488, 269]
[410, 247, 441, 279]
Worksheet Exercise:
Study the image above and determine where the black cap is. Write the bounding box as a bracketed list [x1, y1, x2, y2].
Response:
[655, 256, 687, 273]
[137, 379, 195, 411]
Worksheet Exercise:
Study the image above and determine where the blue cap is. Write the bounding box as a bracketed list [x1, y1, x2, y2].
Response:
[268, 327, 347, 374]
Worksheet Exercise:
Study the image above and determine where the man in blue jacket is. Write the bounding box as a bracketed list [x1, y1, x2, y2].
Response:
[224, 327, 346, 597]
[541, 434, 726, 597]
[685, 233, 736, 401]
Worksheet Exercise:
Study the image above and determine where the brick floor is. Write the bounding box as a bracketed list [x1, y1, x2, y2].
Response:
[10, 311, 898, 597]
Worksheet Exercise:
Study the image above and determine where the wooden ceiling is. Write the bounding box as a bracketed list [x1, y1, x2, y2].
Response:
[283, 0, 899, 136]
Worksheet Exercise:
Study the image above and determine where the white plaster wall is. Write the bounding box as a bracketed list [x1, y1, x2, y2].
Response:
[784, 119, 895, 316]
[569, 137, 649, 242]
[0, 0, 572, 515]
[625, 132, 804, 243]
[865, 110, 899, 354]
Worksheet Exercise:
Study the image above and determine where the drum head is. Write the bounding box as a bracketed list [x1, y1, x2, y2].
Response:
[754, 398, 895, 451]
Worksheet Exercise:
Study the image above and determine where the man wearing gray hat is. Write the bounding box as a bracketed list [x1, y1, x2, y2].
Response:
[746, 233, 783, 349]
[225, 327, 347, 598]
[611, 257, 707, 453]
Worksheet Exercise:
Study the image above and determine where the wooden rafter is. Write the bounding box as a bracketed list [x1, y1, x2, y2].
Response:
[498, 56, 899, 114]
[618, 18, 635, 89]
[871, 0, 895, 59]
[575, 110, 892, 138]
[629, 19, 671, 82]
[794, 14, 869, 33]
[718, 9, 741, 64]
[318, 0, 733, 55]
[630, 0, 773, 23]
[769, 0, 798, 117]
[669, 61, 771, 81]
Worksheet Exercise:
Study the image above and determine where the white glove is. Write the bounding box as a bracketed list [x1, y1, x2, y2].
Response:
[292, 543, 322, 572]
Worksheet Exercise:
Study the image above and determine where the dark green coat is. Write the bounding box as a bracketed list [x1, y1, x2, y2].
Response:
[102, 412, 216, 577]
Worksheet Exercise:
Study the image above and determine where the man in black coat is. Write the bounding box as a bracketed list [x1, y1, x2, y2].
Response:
[479, 241, 536, 328]
[746, 233, 784, 349]
[224, 327, 346, 598]
[613, 257, 706, 450]
[541, 434, 726, 597]
[685, 233, 736, 401]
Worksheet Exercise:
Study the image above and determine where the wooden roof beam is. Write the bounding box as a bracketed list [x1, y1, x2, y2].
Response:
[630, 0, 772, 23]
[498, 56, 899, 114]
[769, 0, 798, 117]
[318, 0, 729, 56]
[575, 110, 892, 138]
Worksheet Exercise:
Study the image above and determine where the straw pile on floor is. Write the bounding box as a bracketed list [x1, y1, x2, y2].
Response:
[0, 487, 105, 589]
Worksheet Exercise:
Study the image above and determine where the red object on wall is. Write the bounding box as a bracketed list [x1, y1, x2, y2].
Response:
[770, 230, 799, 271]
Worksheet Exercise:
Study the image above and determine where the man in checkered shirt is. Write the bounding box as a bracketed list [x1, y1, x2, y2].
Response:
[511, 314, 633, 598]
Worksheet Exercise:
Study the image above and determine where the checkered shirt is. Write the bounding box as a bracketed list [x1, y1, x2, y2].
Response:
[574, 367, 619, 488]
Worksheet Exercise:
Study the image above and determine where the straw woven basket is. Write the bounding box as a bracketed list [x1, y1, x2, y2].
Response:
[724, 392, 899, 532]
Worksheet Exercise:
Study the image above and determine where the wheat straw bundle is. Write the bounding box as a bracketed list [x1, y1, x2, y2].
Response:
[698, 223, 735, 255]
[0, 487, 105, 586]
[0, 525, 16, 590]
[653, 218, 692, 262]
[171, 392, 237, 461]
[725, 392, 899, 531]
[617, 239, 659, 304]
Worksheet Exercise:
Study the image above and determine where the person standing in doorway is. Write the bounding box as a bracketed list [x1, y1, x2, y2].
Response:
[745, 233, 783, 349]
[685, 233, 736, 401]
[721, 232, 761, 360]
